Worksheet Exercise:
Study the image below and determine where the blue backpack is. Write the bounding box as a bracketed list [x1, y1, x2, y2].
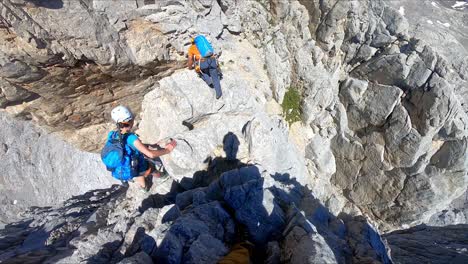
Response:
[101, 131, 128, 172]
[194, 35, 214, 58]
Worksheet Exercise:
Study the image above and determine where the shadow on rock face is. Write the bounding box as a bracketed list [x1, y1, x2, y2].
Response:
[384, 224, 468, 264]
[123, 227, 157, 260]
[87, 239, 123, 263]
[23, 0, 64, 9]
[139, 132, 247, 213]
[183, 132, 246, 189]
[139, 132, 247, 214]
[139, 180, 184, 214]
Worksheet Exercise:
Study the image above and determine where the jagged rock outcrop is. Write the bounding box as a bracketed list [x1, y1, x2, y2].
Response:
[239, 0, 468, 229]
[386, 0, 468, 229]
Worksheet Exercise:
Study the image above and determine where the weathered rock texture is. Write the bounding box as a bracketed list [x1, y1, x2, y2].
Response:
[0, 0, 185, 151]
[386, 0, 468, 229]
[0, 0, 467, 262]
[0, 111, 117, 224]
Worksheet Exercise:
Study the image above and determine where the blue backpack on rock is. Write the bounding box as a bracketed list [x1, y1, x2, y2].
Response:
[101, 131, 128, 172]
[194, 35, 214, 58]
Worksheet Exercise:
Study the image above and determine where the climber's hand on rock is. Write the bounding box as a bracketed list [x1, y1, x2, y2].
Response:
[165, 139, 177, 152]
[146, 143, 160, 150]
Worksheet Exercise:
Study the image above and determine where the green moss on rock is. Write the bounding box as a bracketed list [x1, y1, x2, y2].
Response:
[281, 88, 302, 125]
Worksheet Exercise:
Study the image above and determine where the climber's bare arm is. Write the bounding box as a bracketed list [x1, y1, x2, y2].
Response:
[134, 139, 177, 159]
[187, 56, 194, 69]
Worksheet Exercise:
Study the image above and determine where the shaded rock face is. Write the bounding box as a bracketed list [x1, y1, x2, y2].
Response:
[0, 0, 467, 262]
[385, 224, 468, 264]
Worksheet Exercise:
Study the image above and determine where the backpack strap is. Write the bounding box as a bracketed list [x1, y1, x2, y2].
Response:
[110, 129, 130, 156]
[193, 55, 202, 72]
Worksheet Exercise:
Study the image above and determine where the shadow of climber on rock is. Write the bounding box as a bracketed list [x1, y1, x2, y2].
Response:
[182, 132, 247, 189]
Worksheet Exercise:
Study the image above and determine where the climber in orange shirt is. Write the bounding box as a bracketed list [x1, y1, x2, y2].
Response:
[187, 37, 223, 99]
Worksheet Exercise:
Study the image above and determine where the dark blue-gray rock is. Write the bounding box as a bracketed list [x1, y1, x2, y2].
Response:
[385, 224, 468, 264]
[182, 234, 228, 264]
[155, 201, 235, 264]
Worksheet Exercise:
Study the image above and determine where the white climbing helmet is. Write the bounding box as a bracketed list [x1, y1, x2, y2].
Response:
[111, 105, 133, 123]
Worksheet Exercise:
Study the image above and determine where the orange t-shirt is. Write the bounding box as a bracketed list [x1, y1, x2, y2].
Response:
[188, 44, 201, 61]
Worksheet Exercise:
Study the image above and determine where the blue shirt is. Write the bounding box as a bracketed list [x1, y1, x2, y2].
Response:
[107, 131, 148, 180]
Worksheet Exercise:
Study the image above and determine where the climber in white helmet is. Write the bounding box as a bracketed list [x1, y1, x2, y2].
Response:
[101, 105, 177, 192]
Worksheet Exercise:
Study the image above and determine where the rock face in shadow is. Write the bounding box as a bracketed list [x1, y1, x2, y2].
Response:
[385, 224, 468, 264]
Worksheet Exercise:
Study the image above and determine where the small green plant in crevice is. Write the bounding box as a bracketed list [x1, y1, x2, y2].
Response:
[281, 87, 302, 125]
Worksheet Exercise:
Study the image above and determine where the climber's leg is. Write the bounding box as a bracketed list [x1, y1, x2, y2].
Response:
[199, 59, 213, 86]
[134, 176, 146, 189]
[209, 67, 222, 99]
[134, 161, 153, 191]
[204, 58, 222, 99]
[199, 71, 213, 86]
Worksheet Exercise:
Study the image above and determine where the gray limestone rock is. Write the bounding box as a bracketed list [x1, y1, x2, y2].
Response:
[138, 66, 309, 188]
[155, 201, 235, 264]
[0, 112, 117, 223]
[282, 225, 339, 264]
